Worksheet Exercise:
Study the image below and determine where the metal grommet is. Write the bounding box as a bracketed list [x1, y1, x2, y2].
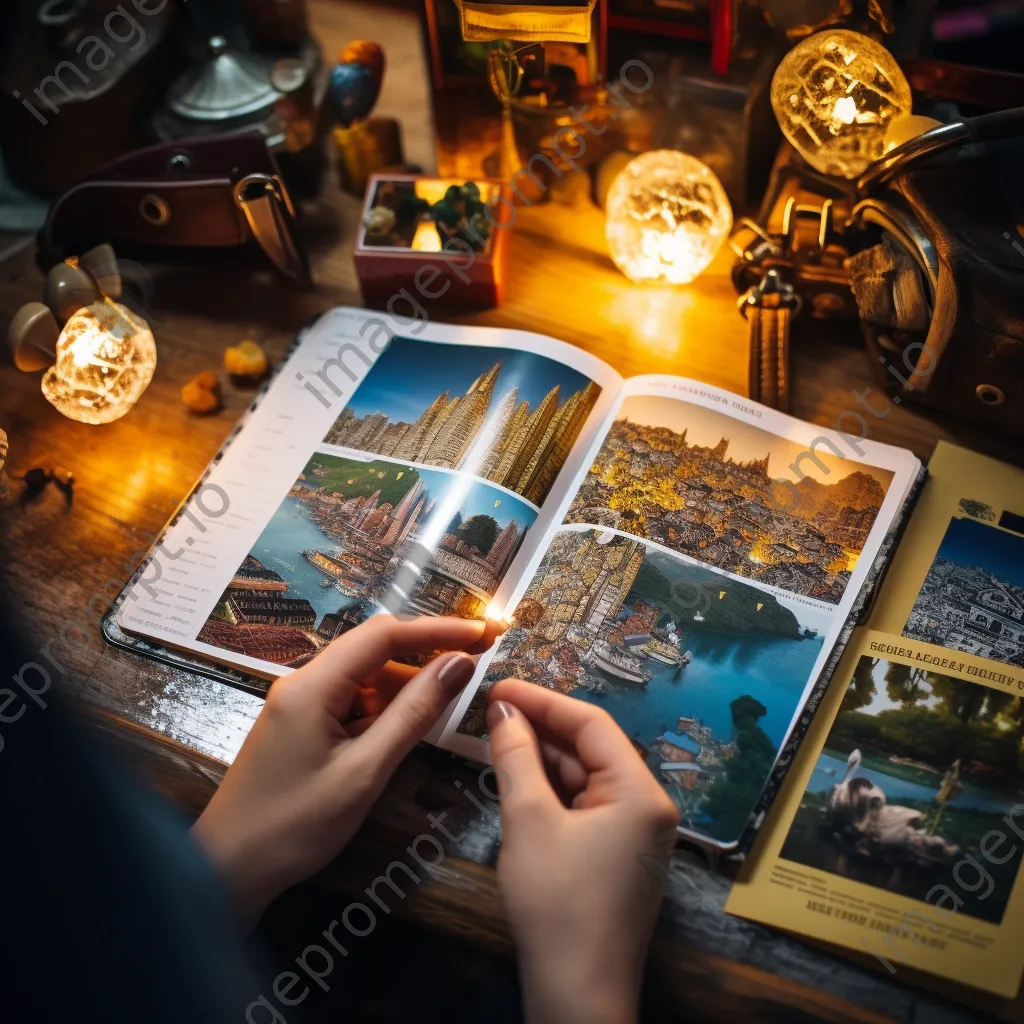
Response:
[139, 194, 171, 226]
[38, 0, 86, 26]
[168, 153, 192, 173]
[976, 384, 1005, 407]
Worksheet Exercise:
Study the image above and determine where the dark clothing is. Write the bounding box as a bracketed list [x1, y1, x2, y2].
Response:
[0, 613, 257, 1023]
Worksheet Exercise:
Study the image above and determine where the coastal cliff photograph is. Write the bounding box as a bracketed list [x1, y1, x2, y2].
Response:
[459, 527, 829, 844]
[566, 395, 895, 604]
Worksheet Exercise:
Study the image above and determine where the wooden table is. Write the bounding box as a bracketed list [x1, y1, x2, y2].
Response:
[2, 3, 1020, 1021]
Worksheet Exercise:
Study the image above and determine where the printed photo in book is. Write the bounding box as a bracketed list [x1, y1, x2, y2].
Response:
[321, 333, 602, 507]
[456, 525, 832, 843]
[566, 395, 896, 605]
[197, 452, 536, 667]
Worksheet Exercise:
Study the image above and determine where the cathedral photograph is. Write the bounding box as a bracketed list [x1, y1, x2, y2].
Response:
[196, 452, 535, 668]
[322, 334, 602, 507]
[566, 395, 895, 605]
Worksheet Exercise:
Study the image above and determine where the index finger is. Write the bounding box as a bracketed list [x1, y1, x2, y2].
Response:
[487, 678, 648, 782]
[304, 615, 493, 717]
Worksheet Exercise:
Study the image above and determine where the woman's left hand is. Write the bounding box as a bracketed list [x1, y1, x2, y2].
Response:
[192, 614, 504, 924]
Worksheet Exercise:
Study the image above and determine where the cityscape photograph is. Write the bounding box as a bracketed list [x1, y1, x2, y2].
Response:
[322, 335, 602, 506]
[197, 453, 535, 667]
[782, 655, 1024, 923]
[566, 395, 895, 604]
[905, 515, 1024, 669]
[459, 527, 828, 844]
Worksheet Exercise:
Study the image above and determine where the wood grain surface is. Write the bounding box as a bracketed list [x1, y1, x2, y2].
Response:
[1, 2, 1020, 1021]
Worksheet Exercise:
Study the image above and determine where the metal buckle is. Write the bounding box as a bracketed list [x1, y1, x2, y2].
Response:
[235, 173, 312, 288]
[737, 268, 803, 319]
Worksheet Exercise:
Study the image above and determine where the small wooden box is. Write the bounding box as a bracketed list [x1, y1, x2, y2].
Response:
[354, 174, 512, 311]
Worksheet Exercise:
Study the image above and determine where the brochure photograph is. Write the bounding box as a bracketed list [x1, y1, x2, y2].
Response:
[456, 525, 832, 843]
[781, 651, 1023, 924]
[904, 514, 1024, 670]
[726, 629, 1024, 998]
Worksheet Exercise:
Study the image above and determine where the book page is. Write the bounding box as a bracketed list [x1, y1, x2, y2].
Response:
[726, 628, 1024, 999]
[116, 308, 622, 682]
[440, 375, 921, 847]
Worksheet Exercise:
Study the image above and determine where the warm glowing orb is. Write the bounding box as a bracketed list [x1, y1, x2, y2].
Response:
[605, 150, 732, 285]
[41, 300, 156, 425]
[770, 29, 912, 179]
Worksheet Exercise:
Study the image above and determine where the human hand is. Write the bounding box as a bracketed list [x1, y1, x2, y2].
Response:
[485, 679, 679, 1024]
[192, 615, 505, 925]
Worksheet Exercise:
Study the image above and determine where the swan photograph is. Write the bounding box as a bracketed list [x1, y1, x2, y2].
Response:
[780, 654, 1024, 924]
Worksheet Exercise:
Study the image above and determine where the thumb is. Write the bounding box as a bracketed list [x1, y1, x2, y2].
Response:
[352, 650, 478, 785]
[486, 700, 559, 820]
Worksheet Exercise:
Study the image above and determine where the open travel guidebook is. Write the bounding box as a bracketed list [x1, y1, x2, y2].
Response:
[727, 443, 1024, 998]
[111, 307, 924, 851]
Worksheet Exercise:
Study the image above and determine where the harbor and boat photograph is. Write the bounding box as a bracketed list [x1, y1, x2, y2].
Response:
[904, 514, 1024, 670]
[458, 527, 829, 844]
[566, 395, 895, 604]
[322, 334, 602, 506]
[781, 654, 1024, 923]
[196, 452, 535, 667]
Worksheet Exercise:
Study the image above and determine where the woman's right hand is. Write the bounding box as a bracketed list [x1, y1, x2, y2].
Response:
[485, 679, 679, 1024]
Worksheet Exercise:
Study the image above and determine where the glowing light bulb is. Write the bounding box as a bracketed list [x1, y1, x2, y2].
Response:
[41, 301, 156, 425]
[770, 29, 912, 179]
[605, 150, 732, 286]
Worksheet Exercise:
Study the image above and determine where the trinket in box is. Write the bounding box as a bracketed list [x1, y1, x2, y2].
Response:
[354, 175, 512, 311]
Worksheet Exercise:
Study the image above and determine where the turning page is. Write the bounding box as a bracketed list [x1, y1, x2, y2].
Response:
[440, 375, 922, 848]
[116, 308, 622, 678]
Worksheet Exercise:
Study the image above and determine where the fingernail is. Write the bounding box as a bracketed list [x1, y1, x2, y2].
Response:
[485, 700, 517, 731]
[437, 652, 476, 696]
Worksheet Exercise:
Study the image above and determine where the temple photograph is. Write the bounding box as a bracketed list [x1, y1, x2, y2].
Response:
[566, 395, 896, 605]
[459, 526, 829, 844]
[196, 452, 535, 667]
[905, 515, 1024, 669]
[322, 334, 602, 506]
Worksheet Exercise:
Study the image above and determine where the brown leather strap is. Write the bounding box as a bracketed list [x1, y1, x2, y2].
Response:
[739, 269, 798, 413]
[747, 297, 792, 413]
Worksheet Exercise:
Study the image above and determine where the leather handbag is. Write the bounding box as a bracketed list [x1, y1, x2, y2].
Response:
[735, 106, 1024, 439]
[850, 109, 1024, 438]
